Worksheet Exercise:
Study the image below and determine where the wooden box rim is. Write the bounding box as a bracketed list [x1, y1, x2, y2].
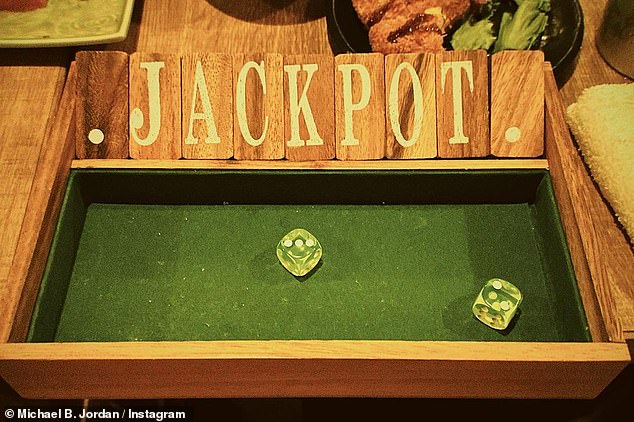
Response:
[0, 62, 631, 400]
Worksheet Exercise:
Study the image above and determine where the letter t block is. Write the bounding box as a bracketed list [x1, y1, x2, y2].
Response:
[436, 50, 489, 158]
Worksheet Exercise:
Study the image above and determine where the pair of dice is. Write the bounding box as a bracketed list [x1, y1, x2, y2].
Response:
[276, 228, 522, 330]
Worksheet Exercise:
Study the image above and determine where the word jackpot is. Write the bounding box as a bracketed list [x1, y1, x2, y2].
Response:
[75, 50, 545, 161]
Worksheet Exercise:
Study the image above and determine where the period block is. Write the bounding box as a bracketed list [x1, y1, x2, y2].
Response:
[75, 51, 129, 159]
[233, 53, 284, 160]
[283, 54, 335, 161]
[490, 51, 544, 158]
[129, 53, 182, 159]
[436, 50, 489, 158]
[335, 53, 386, 160]
[385, 53, 437, 159]
[182, 54, 233, 159]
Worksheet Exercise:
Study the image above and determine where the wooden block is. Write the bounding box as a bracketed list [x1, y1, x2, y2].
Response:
[129, 53, 181, 159]
[75, 51, 129, 159]
[233, 53, 284, 160]
[182, 54, 233, 159]
[283, 54, 335, 161]
[385, 53, 437, 159]
[335, 53, 385, 160]
[491, 51, 544, 157]
[436, 50, 489, 158]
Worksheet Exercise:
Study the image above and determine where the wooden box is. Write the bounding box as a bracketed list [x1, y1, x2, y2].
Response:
[0, 64, 631, 400]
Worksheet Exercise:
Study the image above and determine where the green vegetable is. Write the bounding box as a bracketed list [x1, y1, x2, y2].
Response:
[449, 0, 551, 53]
[451, 18, 496, 50]
[450, 0, 500, 51]
[493, 0, 551, 52]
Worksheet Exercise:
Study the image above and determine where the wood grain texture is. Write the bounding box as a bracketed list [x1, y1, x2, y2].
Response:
[1, 0, 633, 403]
[120, 0, 331, 55]
[0, 341, 628, 399]
[335, 53, 385, 160]
[385, 53, 437, 159]
[233, 53, 284, 160]
[284, 54, 335, 161]
[104, 0, 626, 106]
[129, 53, 181, 159]
[436, 50, 489, 158]
[181, 54, 233, 159]
[75, 51, 129, 159]
[0, 62, 67, 343]
[0, 63, 76, 343]
[72, 159, 549, 171]
[559, 0, 630, 107]
[544, 65, 608, 343]
[556, 0, 634, 341]
[544, 64, 634, 342]
[491, 51, 544, 157]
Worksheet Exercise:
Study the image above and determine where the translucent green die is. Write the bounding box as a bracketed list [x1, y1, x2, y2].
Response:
[472, 278, 523, 330]
[276, 228, 322, 277]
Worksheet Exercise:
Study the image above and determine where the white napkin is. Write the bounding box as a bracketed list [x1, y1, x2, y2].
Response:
[566, 83, 634, 244]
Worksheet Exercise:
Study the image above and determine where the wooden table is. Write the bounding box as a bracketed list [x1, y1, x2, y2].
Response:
[0, 0, 632, 399]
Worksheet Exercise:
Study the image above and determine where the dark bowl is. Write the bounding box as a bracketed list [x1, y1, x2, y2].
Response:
[327, 0, 584, 81]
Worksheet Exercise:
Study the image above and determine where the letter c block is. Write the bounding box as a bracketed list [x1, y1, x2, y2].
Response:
[233, 53, 284, 160]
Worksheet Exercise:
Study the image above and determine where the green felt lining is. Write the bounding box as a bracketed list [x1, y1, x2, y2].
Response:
[27, 169, 590, 343]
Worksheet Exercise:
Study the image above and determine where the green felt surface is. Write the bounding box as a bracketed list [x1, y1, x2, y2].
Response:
[28, 170, 590, 343]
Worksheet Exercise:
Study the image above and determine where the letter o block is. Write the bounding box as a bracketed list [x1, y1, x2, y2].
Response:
[385, 53, 437, 159]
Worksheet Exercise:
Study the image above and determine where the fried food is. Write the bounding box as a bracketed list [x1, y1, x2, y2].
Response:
[351, 0, 481, 53]
[0, 0, 48, 12]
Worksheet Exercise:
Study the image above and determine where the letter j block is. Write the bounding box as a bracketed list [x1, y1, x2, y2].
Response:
[129, 53, 182, 159]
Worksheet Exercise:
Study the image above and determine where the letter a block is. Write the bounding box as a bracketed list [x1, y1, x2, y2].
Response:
[436, 50, 489, 158]
[335, 53, 385, 160]
[75, 51, 129, 159]
[129, 53, 182, 159]
[233, 53, 284, 160]
[385, 53, 437, 159]
[182, 54, 233, 159]
[490, 51, 544, 157]
[284, 55, 335, 161]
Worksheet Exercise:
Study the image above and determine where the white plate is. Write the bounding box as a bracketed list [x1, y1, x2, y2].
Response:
[0, 0, 135, 48]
